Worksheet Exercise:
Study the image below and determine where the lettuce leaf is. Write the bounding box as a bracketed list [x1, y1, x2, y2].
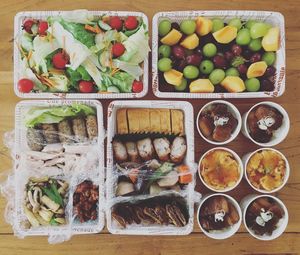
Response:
[66, 65, 92, 88]
[59, 20, 95, 48]
[25, 104, 96, 127]
[100, 71, 134, 92]
[61, 10, 95, 25]
[113, 59, 143, 80]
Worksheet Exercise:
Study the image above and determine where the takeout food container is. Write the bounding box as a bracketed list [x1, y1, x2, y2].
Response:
[240, 194, 288, 241]
[106, 100, 196, 235]
[242, 148, 290, 194]
[198, 147, 243, 192]
[13, 100, 105, 238]
[14, 10, 149, 99]
[197, 193, 242, 239]
[241, 101, 290, 147]
[152, 10, 285, 98]
[196, 100, 241, 145]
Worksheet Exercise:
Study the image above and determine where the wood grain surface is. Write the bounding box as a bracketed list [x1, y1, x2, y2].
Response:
[0, 0, 299, 254]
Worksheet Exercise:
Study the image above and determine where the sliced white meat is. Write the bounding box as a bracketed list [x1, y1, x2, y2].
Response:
[26, 159, 44, 169]
[170, 137, 187, 163]
[157, 171, 178, 187]
[137, 138, 154, 161]
[153, 138, 171, 161]
[113, 140, 128, 163]
[42, 143, 64, 153]
[125, 142, 139, 162]
[26, 151, 62, 161]
[43, 157, 65, 167]
[63, 144, 91, 154]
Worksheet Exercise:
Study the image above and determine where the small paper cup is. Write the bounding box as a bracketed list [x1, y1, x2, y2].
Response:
[196, 100, 242, 145]
[198, 147, 243, 192]
[240, 194, 288, 241]
[243, 148, 290, 193]
[242, 101, 290, 147]
[197, 193, 242, 239]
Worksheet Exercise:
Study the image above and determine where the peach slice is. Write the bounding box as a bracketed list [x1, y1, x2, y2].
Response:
[213, 26, 237, 44]
[196, 17, 213, 36]
[189, 79, 214, 93]
[180, 33, 199, 49]
[220, 76, 246, 92]
[246, 61, 268, 78]
[262, 27, 280, 52]
[164, 69, 183, 86]
[160, 28, 183, 46]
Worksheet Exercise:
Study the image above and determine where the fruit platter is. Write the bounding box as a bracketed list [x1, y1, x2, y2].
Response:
[152, 11, 285, 98]
[14, 10, 149, 98]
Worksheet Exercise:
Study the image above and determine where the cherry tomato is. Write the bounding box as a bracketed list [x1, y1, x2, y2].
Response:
[38, 21, 48, 36]
[18, 78, 34, 93]
[52, 51, 69, 69]
[132, 80, 143, 93]
[109, 16, 123, 31]
[125, 16, 138, 30]
[112, 43, 126, 58]
[23, 19, 35, 34]
[79, 81, 94, 93]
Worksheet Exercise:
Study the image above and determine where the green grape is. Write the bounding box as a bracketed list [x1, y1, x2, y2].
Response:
[212, 18, 224, 32]
[228, 18, 242, 30]
[250, 22, 272, 39]
[199, 60, 214, 74]
[158, 19, 172, 36]
[158, 45, 171, 58]
[225, 67, 239, 77]
[158, 58, 172, 72]
[245, 78, 260, 91]
[180, 19, 196, 35]
[262, 52, 276, 66]
[209, 69, 225, 85]
[245, 20, 257, 29]
[175, 78, 188, 91]
[236, 28, 251, 45]
[203, 43, 217, 58]
[248, 38, 262, 51]
[183, 65, 199, 79]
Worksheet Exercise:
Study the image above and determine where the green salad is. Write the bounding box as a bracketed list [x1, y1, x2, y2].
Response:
[18, 10, 149, 94]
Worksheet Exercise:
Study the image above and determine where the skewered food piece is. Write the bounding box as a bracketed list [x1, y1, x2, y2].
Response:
[137, 138, 155, 161]
[42, 124, 59, 144]
[245, 197, 284, 236]
[198, 103, 238, 142]
[23, 177, 68, 228]
[247, 105, 283, 143]
[26, 128, 45, 151]
[116, 108, 185, 135]
[112, 197, 188, 228]
[113, 140, 128, 162]
[199, 196, 240, 231]
[73, 180, 99, 223]
[153, 137, 171, 161]
[58, 120, 73, 143]
[86, 115, 98, 139]
[72, 117, 88, 142]
[170, 136, 187, 163]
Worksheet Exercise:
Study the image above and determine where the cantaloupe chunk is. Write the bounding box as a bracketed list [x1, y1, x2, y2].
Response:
[164, 69, 183, 86]
[160, 29, 182, 46]
[213, 26, 237, 44]
[247, 61, 268, 78]
[220, 76, 246, 92]
[189, 79, 214, 93]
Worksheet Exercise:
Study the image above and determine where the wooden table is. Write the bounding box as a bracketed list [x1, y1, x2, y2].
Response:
[0, 0, 299, 254]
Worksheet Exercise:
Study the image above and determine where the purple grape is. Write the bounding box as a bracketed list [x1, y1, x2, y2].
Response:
[171, 22, 180, 30]
[264, 66, 276, 77]
[237, 64, 248, 74]
[213, 55, 227, 69]
[175, 59, 187, 72]
[231, 44, 242, 56]
[172, 45, 185, 59]
[243, 49, 252, 60]
[250, 53, 262, 63]
[224, 51, 234, 62]
[186, 54, 202, 66]
[194, 47, 203, 56]
[260, 79, 274, 91]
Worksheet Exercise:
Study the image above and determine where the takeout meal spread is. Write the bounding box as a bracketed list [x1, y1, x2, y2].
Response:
[16, 10, 149, 95]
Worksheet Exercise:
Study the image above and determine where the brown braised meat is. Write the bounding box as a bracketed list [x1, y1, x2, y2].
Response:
[86, 115, 98, 139]
[73, 180, 99, 223]
[247, 105, 283, 143]
[245, 197, 284, 236]
[72, 117, 88, 142]
[58, 119, 73, 143]
[198, 103, 238, 143]
[26, 128, 45, 151]
[199, 196, 239, 231]
[42, 123, 60, 144]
